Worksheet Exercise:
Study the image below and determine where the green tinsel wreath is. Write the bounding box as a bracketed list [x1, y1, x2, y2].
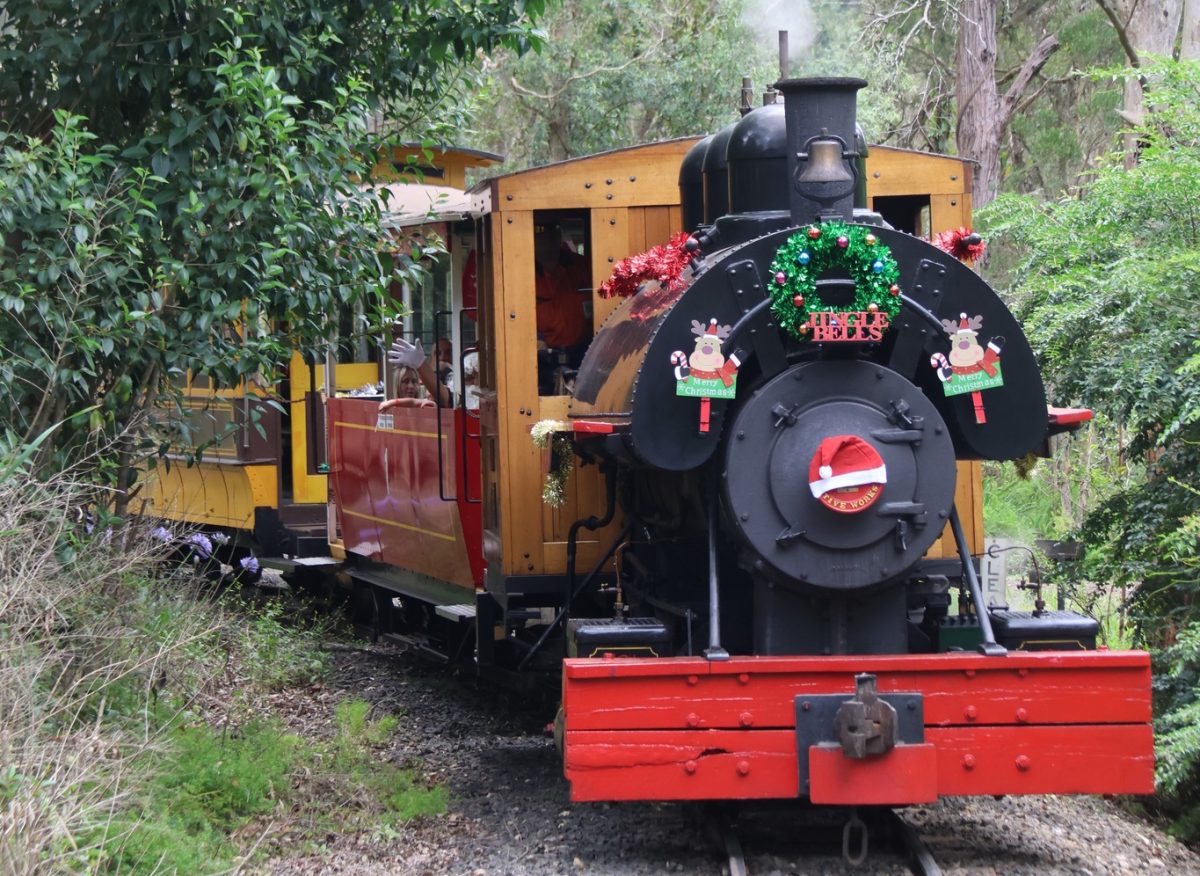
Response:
[767, 222, 902, 339]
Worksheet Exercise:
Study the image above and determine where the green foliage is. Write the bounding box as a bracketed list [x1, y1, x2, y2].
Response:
[230, 594, 331, 691]
[328, 698, 445, 823]
[334, 698, 400, 747]
[982, 461, 1065, 542]
[982, 57, 1200, 831]
[382, 772, 450, 822]
[0, 1, 541, 486]
[94, 721, 302, 874]
[982, 58, 1200, 633]
[1152, 621, 1200, 840]
[469, 0, 775, 167]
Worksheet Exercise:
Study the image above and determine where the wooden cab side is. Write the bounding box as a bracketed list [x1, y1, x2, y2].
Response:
[472, 139, 701, 595]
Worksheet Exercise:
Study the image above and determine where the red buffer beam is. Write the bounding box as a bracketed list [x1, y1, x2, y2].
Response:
[561, 651, 1154, 803]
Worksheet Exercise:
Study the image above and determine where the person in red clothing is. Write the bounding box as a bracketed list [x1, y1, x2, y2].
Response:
[534, 225, 590, 350]
[533, 224, 591, 394]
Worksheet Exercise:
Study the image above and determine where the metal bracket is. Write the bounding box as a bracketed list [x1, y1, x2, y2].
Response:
[795, 687, 924, 795]
[771, 402, 801, 429]
[889, 398, 917, 429]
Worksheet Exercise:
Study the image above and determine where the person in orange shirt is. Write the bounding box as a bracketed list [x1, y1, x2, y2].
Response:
[534, 225, 590, 351]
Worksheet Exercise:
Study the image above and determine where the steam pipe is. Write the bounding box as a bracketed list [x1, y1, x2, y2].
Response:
[950, 506, 1007, 656]
[704, 485, 730, 660]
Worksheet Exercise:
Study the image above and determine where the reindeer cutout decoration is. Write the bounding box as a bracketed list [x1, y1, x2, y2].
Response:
[930, 312, 1005, 424]
[670, 317, 741, 434]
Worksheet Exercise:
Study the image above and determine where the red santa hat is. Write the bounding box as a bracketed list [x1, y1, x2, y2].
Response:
[808, 435, 887, 498]
[703, 318, 720, 338]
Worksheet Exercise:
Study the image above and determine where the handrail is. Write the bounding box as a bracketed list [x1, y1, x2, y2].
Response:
[433, 309, 455, 502]
[458, 306, 481, 504]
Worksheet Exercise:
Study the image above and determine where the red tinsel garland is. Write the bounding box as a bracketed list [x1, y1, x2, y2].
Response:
[933, 227, 987, 261]
[598, 231, 697, 299]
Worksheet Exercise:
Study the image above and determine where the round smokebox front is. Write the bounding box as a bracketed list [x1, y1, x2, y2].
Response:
[723, 360, 957, 590]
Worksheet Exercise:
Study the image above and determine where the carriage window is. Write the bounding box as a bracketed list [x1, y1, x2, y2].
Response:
[532, 210, 591, 396]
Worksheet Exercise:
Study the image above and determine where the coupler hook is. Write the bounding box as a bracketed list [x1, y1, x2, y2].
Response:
[843, 806, 869, 866]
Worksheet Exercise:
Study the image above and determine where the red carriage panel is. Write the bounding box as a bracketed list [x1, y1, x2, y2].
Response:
[328, 398, 483, 588]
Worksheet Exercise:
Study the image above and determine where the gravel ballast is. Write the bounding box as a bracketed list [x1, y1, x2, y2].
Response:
[265, 645, 1200, 876]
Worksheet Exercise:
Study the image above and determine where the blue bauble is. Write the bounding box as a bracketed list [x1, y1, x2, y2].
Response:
[796, 251, 811, 265]
[872, 260, 884, 273]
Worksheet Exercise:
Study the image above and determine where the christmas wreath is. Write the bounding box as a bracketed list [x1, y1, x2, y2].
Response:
[531, 419, 574, 507]
[768, 222, 902, 339]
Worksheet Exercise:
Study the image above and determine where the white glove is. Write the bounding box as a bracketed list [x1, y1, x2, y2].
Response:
[388, 337, 426, 369]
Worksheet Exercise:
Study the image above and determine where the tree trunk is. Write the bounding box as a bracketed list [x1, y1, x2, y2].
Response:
[1183, 0, 1200, 58]
[956, 0, 1002, 207]
[1095, 0, 1182, 164]
[546, 99, 571, 162]
[955, 0, 1058, 207]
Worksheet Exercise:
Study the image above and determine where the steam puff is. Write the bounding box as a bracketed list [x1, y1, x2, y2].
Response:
[741, 0, 816, 57]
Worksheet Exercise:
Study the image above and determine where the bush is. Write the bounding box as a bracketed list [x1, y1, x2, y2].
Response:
[0, 449, 321, 873]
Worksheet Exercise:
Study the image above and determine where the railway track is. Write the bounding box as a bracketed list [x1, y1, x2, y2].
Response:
[699, 803, 942, 875]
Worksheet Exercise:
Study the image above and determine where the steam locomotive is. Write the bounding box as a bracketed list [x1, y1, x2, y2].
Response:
[551, 78, 1153, 804]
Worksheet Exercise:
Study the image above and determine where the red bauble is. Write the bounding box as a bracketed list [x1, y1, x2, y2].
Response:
[836, 235, 849, 249]
[889, 284, 900, 296]
[792, 294, 805, 307]
[807, 226, 821, 240]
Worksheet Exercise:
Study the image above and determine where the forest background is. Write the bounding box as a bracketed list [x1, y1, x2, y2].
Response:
[2, 0, 1200, 865]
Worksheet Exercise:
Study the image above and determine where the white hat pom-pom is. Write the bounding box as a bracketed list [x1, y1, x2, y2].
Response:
[819, 465, 833, 479]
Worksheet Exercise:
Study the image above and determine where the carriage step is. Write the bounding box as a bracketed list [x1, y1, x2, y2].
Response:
[260, 555, 340, 573]
[435, 603, 477, 623]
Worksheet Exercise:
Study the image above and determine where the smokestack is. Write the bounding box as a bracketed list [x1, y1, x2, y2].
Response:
[776, 77, 866, 225]
[778, 31, 789, 80]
